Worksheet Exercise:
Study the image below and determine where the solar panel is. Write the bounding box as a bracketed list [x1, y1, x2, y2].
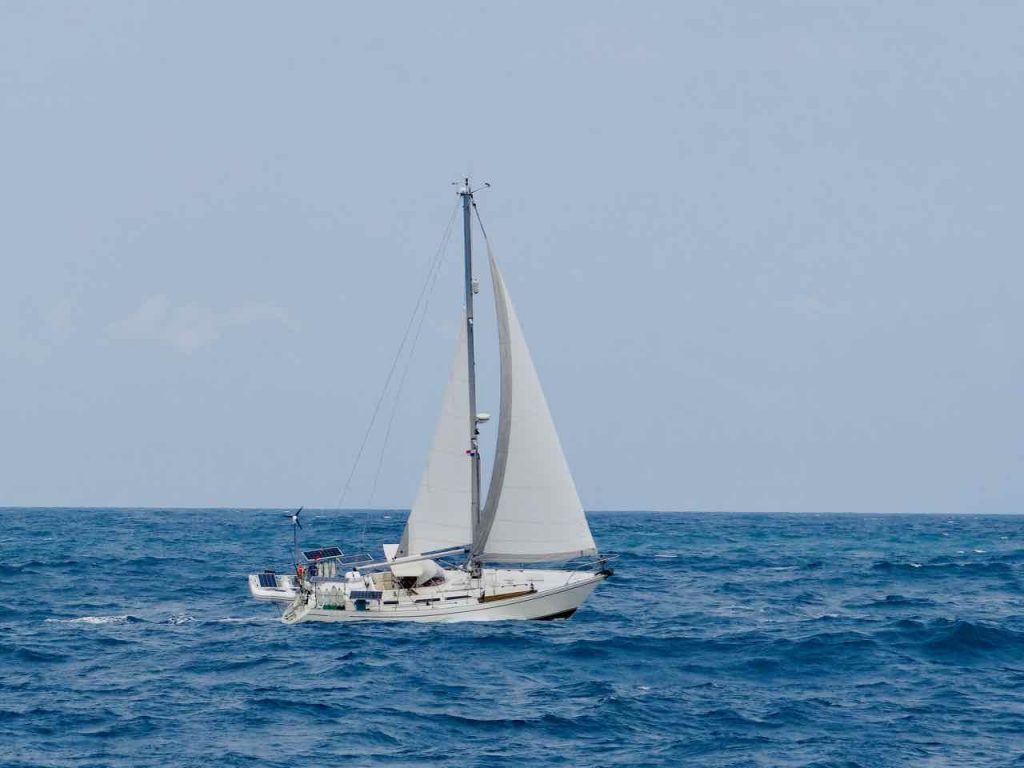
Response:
[337, 553, 373, 566]
[257, 573, 279, 589]
[302, 547, 343, 561]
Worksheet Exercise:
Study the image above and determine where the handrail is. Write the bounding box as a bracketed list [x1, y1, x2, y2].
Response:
[302, 551, 374, 565]
[561, 552, 618, 584]
[356, 546, 471, 573]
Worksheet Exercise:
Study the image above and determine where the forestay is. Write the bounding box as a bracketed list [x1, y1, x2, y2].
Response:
[399, 321, 473, 556]
[475, 250, 597, 562]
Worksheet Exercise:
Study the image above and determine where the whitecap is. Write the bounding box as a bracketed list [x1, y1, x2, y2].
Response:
[165, 613, 197, 625]
[45, 614, 135, 625]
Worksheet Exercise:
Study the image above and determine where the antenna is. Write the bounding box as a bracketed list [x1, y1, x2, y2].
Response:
[453, 179, 491, 196]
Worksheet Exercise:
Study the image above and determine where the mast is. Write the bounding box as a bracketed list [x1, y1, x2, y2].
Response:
[459, 179, 482, 570]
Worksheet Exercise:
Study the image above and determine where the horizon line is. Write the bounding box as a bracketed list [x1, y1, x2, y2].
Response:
[0, 505, 1021, 516]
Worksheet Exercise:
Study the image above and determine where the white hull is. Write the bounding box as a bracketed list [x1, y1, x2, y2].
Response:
[278, 568, 607, 624]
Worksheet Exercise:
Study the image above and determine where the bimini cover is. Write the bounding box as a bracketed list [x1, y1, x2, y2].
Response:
[383, 544, 446, 586]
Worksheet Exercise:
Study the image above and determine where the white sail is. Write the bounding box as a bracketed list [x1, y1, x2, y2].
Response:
[399, 320, 472, 556]
[476, 251, 597, 562]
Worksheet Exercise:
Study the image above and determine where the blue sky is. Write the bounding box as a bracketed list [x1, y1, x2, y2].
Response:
[1, 2, 1021, 512]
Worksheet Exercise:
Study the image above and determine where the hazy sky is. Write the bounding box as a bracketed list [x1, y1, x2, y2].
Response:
[2, 2, 1022, 513]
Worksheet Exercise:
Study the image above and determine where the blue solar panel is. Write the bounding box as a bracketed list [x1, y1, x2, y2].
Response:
[257, 573, 278, 588]
[303, 547, 343, 561]
[338, 553, 373, 566]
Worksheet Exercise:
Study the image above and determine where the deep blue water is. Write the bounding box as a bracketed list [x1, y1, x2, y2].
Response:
[1, 509, 1023, 767]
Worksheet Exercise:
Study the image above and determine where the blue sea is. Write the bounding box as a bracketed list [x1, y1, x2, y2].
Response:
[2, 509, 1022, 767]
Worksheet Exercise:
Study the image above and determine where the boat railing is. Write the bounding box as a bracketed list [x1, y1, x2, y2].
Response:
[302, 551, 374, 566]
[302, 552, 375, 580]
[564, 551, 618, 580]
[355, 545, 471, 573]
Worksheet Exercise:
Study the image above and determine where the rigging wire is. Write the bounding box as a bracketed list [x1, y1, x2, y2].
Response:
[356, 218, 456, 549]
[335, 202, 459, 516]
[366, 253, 448, 506]
[472, 198, 492, 250]
[366, 227, 452, 506]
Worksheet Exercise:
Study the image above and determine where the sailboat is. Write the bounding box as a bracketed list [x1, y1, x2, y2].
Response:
[248, 180, 613, 623]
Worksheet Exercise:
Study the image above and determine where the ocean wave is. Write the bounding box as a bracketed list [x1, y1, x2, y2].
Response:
[118, 554, 209, 569]
[79, 714, 163, 739]
[45, 614, 145, 625]
[697, 706, 781, 729]
[872, 617, 1024, 661]
[0, 705, 58, 723]
[8, 559, 52, 574]
[923, 619, 1024, 656]
[871, 559, 1016, 578]
[7, 508, 1024, 766]
[185, 653, 303, 674]
[213, 616, 278, 624]
[771, 631, 878, 663]
[246, 696, 341, 720]
[164, 613, 197, 625]
[848, 594, 938, 609]
[6, 647, 69, 663]
[872, 560, 923, 571]
[415, 708, 605, 731]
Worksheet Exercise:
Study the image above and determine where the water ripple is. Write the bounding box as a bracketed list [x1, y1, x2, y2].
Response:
[2, 508, 1022, 767]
